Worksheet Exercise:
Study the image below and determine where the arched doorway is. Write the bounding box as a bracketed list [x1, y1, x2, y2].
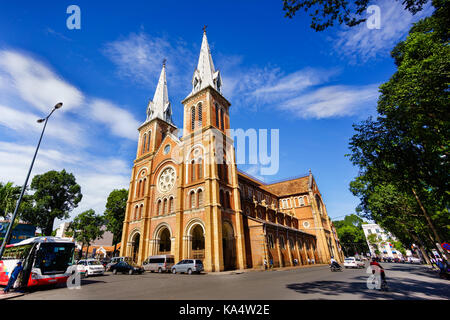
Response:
[131, 233, 140, 263]
[191, 225, 205, 259]
[159, 228, 171, 254]
[222, 221, 236, 270]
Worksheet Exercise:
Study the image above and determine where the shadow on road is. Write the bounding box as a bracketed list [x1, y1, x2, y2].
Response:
[286, 276, 450, 300]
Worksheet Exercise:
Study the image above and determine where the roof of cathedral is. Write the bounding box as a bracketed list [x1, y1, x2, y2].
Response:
[238, 170, 311, 197]
[145, 63, 173, 125]
[185, 30, 222, 100]
[263, 175, 310, 197]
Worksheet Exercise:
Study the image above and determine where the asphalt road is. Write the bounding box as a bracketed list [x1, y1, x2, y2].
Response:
[13, 263, 450, 300]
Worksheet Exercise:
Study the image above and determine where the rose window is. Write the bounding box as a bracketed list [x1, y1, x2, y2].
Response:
[158, 167, 176, 193]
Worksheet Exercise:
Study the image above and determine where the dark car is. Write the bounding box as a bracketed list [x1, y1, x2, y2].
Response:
[100, 258, 111, 268]
[110, 261, 144, 275]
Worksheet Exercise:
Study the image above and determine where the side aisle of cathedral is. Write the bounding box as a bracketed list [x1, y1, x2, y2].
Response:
[120, 31, 345, 272]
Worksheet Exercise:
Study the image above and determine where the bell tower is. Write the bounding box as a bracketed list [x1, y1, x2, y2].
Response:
[180, 29, 246, 271]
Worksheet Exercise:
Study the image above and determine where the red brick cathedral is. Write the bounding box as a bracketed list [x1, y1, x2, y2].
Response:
[120, 31, 344, 271]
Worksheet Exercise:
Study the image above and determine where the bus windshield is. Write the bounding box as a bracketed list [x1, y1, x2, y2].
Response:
[34, 243, 75, 275]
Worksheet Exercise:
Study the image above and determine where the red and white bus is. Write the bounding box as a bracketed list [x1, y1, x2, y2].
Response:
[0, 237, 75, 288]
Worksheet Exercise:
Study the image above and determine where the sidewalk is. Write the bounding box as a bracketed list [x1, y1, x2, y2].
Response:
[207, 263, 327, 275]
[0, 291, 25, 300]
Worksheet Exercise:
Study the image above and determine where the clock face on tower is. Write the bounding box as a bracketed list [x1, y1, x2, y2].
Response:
[158, 167, 176, 193]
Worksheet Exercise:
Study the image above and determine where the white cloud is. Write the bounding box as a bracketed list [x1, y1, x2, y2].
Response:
[279, 84, 380, 119]
[333, 0, 434, 62]
[89, 99, 140, 141]
[103, 32, 195, 89]
[0, 50, 84, 112]
[0, 104, 85, 146]
[0, 141, 131, 223]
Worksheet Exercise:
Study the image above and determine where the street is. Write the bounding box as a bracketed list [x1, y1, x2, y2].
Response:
[13, 263, 450, 300]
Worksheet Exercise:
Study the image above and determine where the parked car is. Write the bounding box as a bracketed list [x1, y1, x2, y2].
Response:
[171, 259, 204, 274]
[106, 256, 132, 271]
[77, 259, 105, 276]
[143, 255, 175, 273]
[407, 257, 422, 264]
[344, 257, 365, 269]
[110, 261, 144, 275]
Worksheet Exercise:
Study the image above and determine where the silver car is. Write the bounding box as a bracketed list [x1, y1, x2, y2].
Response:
[171, 259, 204, 274]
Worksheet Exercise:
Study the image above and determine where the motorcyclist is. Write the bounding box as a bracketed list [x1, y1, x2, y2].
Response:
[370, 258, 388, 289]
[330, 257, 341, 270]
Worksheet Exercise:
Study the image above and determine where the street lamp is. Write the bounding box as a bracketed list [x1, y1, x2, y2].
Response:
[0, 102, 63, 258]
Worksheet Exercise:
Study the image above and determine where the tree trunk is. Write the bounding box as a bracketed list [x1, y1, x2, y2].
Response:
[411, 188, 449, 261]
[44, 219, 54, 236]
[113, 242, 117, 257]
[411, 233, 431, 265]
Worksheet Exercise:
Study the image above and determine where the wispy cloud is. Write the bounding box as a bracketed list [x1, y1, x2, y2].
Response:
[333, 0, 434, 62]
[280, 84, 380, 119]
[0, 50, 84, 112]
[102, 32, 195, 90]
[89, 99, 140, 141]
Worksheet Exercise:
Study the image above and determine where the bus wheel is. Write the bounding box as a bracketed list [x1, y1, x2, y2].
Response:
[158, 268, 162, 273]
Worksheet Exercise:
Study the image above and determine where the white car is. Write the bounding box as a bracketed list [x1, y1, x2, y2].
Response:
[77, 259, 105, 276]
[407, 257, 421, 264]
[344, 257, 365, 268]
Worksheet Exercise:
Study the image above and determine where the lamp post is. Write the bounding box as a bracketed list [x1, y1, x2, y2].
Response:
[0, 102, 63, 259]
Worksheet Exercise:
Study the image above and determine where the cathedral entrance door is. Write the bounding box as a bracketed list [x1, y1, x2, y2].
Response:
[222, 222, 236, 270]
[131, 233, 140, 263]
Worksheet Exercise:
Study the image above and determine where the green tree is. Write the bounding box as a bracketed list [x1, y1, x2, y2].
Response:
[348, 1, 450, 259]
[0, 182, 21, 218]
[282, 0, 431, 31]
[21, 170, 82, 236]
[333, 214, 369, 256]
[68, 209, 105, 259]
[103, 189, 128, 255]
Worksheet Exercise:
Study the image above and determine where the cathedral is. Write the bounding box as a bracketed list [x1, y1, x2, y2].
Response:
[119, 31, 344, 272]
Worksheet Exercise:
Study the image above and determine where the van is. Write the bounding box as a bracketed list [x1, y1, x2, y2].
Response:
[143, 255, 175, 273]
[171, 259, 204, 274]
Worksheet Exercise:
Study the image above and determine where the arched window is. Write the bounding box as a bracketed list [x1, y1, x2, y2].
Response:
[146, 131, 151, 152]
[220, 108, 224, 130]
[191, 159, 196, 182]
[162, 198, 167, 215]
[315, 195, 323, 215]
[142, 134, 147, 154]
[134, 206, 138, 220]
[198, 189, 203, 207]
[215, 103, 219, 127]
[219, 190, 225, 208]
[223, 162, 228, 183]
[197, 103, 202, 127]
[217, 163, 222, 180]
[137, 180, 142, 197]
[157, 200, 162, 216]
[225, 192, 231, 209]
[280, 236, 285, 250]
[191, 106, 196, 130]
[190, 191, 195, 208]
[139, 205, 143, 219]
[197, 158, 203, 179]
[169, 197, 174, 213]
[141, 179, 146, 197]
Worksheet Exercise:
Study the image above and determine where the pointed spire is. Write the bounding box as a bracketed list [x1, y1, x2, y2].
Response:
[189, 28, 222, 97]
[146, 61, 173, 124]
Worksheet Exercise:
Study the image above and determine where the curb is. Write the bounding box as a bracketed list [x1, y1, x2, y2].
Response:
[205, 264, 328, 275]
[0, 292, 25, 300]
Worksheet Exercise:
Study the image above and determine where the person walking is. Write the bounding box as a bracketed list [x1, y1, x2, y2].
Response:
[263, 258, 268, 270]
[2, 261, 23, 294]
[269, 258, 273, 269]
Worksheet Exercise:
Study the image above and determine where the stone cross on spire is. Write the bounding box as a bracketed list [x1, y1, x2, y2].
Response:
[146, 61, 173, 124]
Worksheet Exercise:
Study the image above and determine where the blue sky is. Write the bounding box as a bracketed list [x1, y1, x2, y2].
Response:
[0, 0, 432, 226]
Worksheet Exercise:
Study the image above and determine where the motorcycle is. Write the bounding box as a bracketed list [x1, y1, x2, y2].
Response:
[330, 263, 343, 272]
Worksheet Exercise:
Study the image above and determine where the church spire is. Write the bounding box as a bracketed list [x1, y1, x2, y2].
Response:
[189, 28, 222, 97]
[146, 61, 173, 124]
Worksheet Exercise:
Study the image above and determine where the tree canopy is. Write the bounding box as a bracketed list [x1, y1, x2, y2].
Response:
[333, 214, 369, 256]
[348, 1, 449, 260]
[282, 0, 432, 31]
[103, 189, 128, 250]
[21, 169, 82, 236]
